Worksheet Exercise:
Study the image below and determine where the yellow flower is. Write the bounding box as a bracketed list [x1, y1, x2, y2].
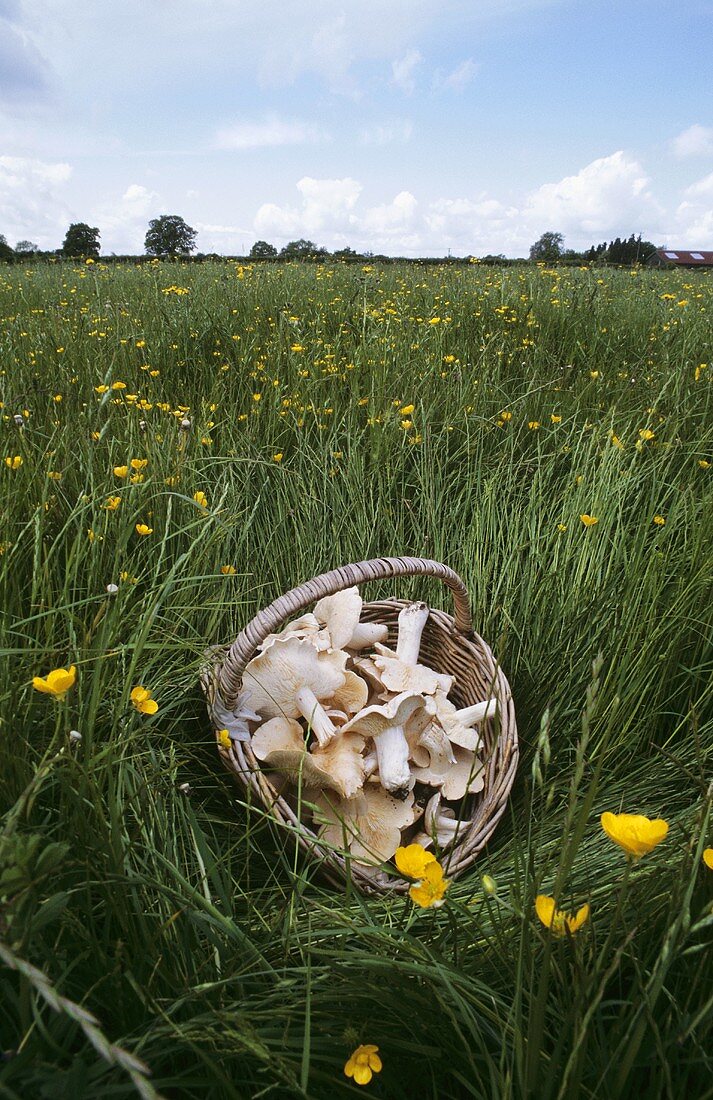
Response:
[550, 414, 562, 424]
[699, 460, 710, 469]
[272, 453, 283, 462]
[130, 458, 148, 470]
[113, 465, 128, 478]
[95, 384, 109, 394]
[33, 665, 77, 699]
[589, 370, 599, 379]
[217, 728, 231, 750]
[652, 514, 665, 526]
[535, 895, 590, 937]
[5, 456, 23, 469]
[290, 344, 304, 352]
[703, 848, 713, 870]
[104, 496, 121, 511]
[600, 812, 669, 858]
[409, 862, 450, 908]
[135, 523, 153, 536]
[48, 471, 62, 480]
[638, 429, 655, 441]
[193, 491, 208, 508]
[399, 403, 415, 415]
[220, 565, 237, 575]
[395, 843, 437, 879]
[130, 686, 158, 715]
[528, 421, 540, 430]
[580, 514, 598, 527]
[344, 1045, 382, 1087]
[499, 410, 512, 422]
[111, 381, 126, 390]
[611, 433, 624, 449]
[557, 523, 567, 532]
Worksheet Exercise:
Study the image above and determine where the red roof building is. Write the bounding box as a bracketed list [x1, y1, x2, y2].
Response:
[651, 249, 713, 266]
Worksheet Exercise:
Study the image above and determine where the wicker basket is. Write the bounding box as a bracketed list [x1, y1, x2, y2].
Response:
[202, 556, 518, 894]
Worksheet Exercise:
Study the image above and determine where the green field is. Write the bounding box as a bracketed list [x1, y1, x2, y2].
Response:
[1, 259, 712, 1099]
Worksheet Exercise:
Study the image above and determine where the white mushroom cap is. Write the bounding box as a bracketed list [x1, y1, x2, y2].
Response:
[372, 644, 454, 697]
[431, 690, 495, 751]
[441, 745, 485, 801]
[313, 587, 363, 650]
[242, 636, 348, 746]
[312, 786, 416, 865]
[258, 613, 331, 653]
[251, 716, 366, 799]
[330, 670, 369, 715]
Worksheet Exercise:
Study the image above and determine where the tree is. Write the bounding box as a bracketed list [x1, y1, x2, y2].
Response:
[529, 231, 564, 263]
[62, 223, 101, 258]
[249, 240, 278, 259]
[279, 238, 328, 260]
[0, 234, 15, 262]
[15, 240, 38, 254]
[144, 215, 197, 258]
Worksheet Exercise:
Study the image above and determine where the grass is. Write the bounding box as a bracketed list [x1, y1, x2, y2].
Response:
[0, 258, 711, 1099]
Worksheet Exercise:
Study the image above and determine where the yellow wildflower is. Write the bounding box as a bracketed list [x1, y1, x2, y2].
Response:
[550, 414, 562, 424]
[272, 453, 283, 462]
[33, 665, 77, 700]
[95, 384, 109, 394]
[699, 460, 710, 469]
[580, 514, 598, 527]
[409, 862, 450, 908]
[220, 565, 236, 575]
[399, 403, 415, 415]
[130, 458, 148, 470]
[104, 496, 121, 511]
[130, 686, 158, 715]
[703, 849, 713, 870]
[528, 421, 540, 430]
[344, 1045, 382, 1087]
[638, 429, 655, 441]
[135, 523, 153, 536]
[600, 812, 669, 858]
[652, 515, 665, 526]
[111, 381, 126, 390]
[113, 465, 128, 478]
[535, 895, 590, 937]
[193, 491, 208, 508]
[5, 456, 23, 469]
[395, 844, 437, 879]
[217, 728, 231, 749]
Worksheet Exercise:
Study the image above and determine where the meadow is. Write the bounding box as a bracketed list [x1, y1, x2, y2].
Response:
[0, 257, 711, 1100]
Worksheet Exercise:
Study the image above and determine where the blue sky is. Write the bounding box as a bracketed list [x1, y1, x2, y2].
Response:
[1, 0, 712, 256]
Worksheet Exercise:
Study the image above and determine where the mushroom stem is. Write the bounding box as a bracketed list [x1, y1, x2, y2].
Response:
[295, 685, 338, 747]
[347, 622, 389, 651]
[373, 724, 411, 798]
[454, 699, 498, 726]
[395, 602, 430, 666]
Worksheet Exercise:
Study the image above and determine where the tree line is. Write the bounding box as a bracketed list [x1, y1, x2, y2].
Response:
[0, 218, 660, 266]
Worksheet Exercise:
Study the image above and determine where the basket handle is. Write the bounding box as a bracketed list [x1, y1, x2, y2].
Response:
[218, 556, 473, 705]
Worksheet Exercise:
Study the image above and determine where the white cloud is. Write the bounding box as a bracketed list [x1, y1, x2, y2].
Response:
[672, 124, 713, 158]
[673, 171, 713, 247]
[214, 114, 327, 150]
[361, 191, 418, 236]
[94, 183, 160, 252]
[255, 175, 362, 241]
[523, 151, 661, 237]
[391, 49, 422, 94]
[0, 155, 71, 246]
[434, 58, 478, 92]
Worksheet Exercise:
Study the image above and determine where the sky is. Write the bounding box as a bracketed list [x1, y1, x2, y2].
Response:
[1, 0, 712, 257]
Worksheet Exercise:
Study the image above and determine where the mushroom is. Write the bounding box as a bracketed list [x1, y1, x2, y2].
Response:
[409, 721, 456, 771]
[330, 670, 369, 715]
[251, 716, 365, 799]
[369, 603, 452, 696]
[242, 636, 348, 747]
[431, 691, 497, 751]
[313, 587, 363, 650]
[341, 692, 427, 798]
[346, 622, 389, 651]
[312, 786, 416, 865]
[441, 745, 485, 801]
[414, 792, 469, 851]
[258, 612, 331, 653]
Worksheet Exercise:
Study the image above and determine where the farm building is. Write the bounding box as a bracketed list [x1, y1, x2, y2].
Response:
[649, 248, 713, 267]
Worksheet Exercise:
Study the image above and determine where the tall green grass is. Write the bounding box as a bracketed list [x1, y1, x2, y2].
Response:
[1, 260, 711, 1098]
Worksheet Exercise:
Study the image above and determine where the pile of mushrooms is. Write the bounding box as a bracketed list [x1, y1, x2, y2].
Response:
[223, 588, 497, 869]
